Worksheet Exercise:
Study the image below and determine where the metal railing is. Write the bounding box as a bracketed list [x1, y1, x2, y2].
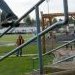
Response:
[0, 0, 46, 37]
[33, 38, 75, 59]
[0, 0, 69, 74]
[32, 36, 75, 70]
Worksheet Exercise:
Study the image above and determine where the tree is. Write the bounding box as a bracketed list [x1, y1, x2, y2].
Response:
[23, 15, 32, 26]
[23, 15, 36, 26]
[52, 18, 57, 24]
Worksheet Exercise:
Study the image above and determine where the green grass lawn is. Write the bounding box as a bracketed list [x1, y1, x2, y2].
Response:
[0, 34, 38, 55]
[0, 34, 54, 75]
[0, 34, 34, 42]
[0, 43, 38, 56]
[0, 54, 54, 75]
[0, 57, 33, 75]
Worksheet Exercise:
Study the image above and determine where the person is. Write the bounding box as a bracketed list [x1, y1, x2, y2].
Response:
[16, 35, 24, 56]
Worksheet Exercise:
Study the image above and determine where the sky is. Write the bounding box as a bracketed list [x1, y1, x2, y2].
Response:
[4, 0, 75, 19]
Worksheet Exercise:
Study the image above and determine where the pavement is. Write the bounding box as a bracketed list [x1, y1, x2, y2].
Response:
[0, 54, 38, 58]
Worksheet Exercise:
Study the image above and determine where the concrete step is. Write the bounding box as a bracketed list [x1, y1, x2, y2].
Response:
[44, 66, 65, 74]
[50, 69, 75, 75]
[25, 69, 75, 75]
[50, 62, 75, 70]
[25, 62, 75, 75]
[44, 62, 75, 74]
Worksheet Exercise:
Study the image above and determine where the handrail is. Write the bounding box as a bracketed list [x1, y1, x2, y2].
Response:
[53, 54, 75, 64]
[0, 0, 68, 61]
[33, 38, 75, 60]
[0, 22, 67, 61]
[32, 0, 69, 60]
[15, 0, 45, 23]
[0, 26, 12, 37]
[0, 0, 45, 37]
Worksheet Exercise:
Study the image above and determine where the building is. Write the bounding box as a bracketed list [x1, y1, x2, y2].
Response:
[0, 26, 42, 34]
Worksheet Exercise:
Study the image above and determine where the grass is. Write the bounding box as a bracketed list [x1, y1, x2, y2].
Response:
[0, 54, 54, 75]
[0, 57, 33, 75]
[0, 43, 38, 56]
[0, 46, 15, 55]
[0, 34, 38, 55]
[0, 34, 54, 75]
[0, 34, 34, 42]
[33, 54, 54, 70]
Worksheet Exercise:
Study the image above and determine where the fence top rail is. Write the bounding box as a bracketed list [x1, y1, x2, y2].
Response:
[0, 0, 68, 62]
[33, 38, 75, 60]
[0, 0, 45, 37]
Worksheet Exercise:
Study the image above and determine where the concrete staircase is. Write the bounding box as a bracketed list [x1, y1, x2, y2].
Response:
[26, 62, 75, 75]
[45, 62, 75, 75]
[50, 70, 75, 75]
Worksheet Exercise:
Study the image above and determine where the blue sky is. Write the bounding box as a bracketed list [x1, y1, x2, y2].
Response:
[4, 0, 75, 18]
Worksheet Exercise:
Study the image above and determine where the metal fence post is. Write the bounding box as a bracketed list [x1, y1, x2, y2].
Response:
[35, 6, 43, 74]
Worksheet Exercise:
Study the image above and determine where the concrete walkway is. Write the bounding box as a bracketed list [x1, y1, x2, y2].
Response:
[0, 54, 38, 58]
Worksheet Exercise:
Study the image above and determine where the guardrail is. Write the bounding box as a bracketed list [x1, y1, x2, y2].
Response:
[0, 0, 68, 74]
[0, 0, 46, 37]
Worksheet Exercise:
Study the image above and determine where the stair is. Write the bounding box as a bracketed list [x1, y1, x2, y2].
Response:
[26, 62, 75, 75]
[44, 62, 75, 75]
[50, 70, 75, 75]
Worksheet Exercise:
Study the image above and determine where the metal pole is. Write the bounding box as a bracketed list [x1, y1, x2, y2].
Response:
[16, 0, 45, 23]
[0, 0, 45, 37]
[0, 0, 68, 62]
[35, 6, 43, 74]
[0, 26, 12, 37]
[41, 12, 46, 53]
[63, 0, 68, 23]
